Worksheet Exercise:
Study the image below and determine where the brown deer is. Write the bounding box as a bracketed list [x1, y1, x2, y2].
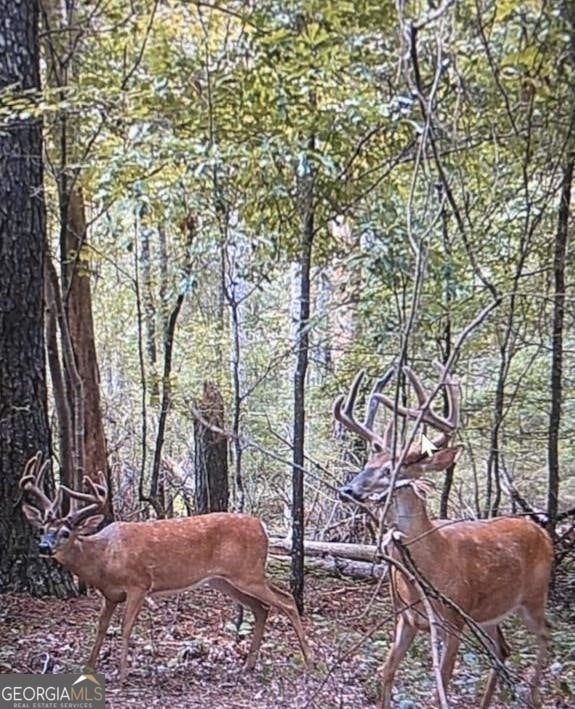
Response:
[20, 454, 310, 682]
[334, 364, 552, 708]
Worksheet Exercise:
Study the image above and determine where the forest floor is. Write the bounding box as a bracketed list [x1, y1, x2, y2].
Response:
[1, 562, 574, 708]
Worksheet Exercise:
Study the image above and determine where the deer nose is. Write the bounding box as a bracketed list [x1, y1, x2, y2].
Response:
[339, 485, 359, 502]
[38, 541, 53, 556]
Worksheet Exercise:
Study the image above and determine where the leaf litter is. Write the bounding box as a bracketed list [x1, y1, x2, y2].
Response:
[0, 568, 573, 708]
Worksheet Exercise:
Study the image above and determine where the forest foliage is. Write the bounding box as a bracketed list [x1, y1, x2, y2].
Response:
[7, 0, 575, 537]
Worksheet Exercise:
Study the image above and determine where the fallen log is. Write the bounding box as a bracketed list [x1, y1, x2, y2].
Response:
[268, 536, 387, 581]
[268, 536, 379, 562]
[270, 551, 387, 581]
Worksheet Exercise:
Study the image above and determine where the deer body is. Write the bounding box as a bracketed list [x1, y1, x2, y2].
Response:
[390, 488, 552, 627]
[56, 514, 269, 600]
[20, 457, 310, 682]
[334, 365, 552, 708]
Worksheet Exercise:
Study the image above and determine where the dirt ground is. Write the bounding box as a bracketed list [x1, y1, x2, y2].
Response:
[1, 565, 573, 708]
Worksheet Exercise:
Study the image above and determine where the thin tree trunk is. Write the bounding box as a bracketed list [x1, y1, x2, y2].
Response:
[44, 258, 74, 498]
[547, 151, 573, 538]
[149, 294, 183, 517]
[548, 0, 575, 540]
[291, 137, 315, 614]
[140, 226, 159, 399]
[438, 191, 454, 518]
[148, 218, 196, 517]
[226, 235, 246, 512]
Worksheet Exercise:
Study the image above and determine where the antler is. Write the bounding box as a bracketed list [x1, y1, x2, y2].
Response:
[334, 368, 395, 450]
[373, 361, 461, 449]
[60, 471, 108, 527]
[20, 452, 61, 520]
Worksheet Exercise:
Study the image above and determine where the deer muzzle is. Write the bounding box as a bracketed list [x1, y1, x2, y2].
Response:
[38, 532, 57, 557]
[338, 483, 363, 502]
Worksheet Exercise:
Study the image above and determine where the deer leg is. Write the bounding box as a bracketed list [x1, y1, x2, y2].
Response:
[380, 615, 417, 709]
[480, 625, 510, 708]
[210, 579, 270, 670]
[119, 590, 146, 683]
[519, 604, 550, 708]
[224, 578, 311, 666]
[87, 597, 117, 669]
[437, 626, 461, 700]
[242, 600, 269, 671]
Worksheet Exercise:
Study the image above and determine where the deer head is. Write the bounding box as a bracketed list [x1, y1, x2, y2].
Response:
[20, 452, 107, 558]
[335, 363, 462, 503]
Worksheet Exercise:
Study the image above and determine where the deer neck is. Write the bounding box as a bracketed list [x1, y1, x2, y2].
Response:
[56, 535, 109, 586]
[390, 484, 434, 540]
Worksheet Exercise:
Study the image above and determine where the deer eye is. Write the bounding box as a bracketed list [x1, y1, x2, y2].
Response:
[59, 528, 71, 539]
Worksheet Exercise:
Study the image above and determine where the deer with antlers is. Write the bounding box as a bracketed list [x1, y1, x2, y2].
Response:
[20, 453, 310, 682]
[334, 364, 552, 708]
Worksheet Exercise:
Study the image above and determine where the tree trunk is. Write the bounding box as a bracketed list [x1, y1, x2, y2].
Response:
[225, 234, 247, 512]
[140, 225, 159, 400]
[291, 136, 315, 614]
[147, 217, 195, 517]
[40, 0, 109, 501]
[63, 189, 109, 490]
[547, 150, 573, 538]
[438, 192, 454, 518]
[0, 0, 74, 596]
[193, 382, 229, 514]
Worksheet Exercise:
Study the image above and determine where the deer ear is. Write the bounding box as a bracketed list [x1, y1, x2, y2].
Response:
[22, 503, 44, 529]
[75, 514, 105, 536]
[411, 445, 463, 474]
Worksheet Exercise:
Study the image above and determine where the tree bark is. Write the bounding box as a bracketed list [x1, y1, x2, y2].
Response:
[193, 382, 229, 514]
[0, 0, 74, 596]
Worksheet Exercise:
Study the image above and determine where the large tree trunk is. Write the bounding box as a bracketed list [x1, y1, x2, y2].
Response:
[193, 382, 229, 514]
[0, 0, 74, 596]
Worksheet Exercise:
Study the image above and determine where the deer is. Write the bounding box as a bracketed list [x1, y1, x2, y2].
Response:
[334, 364, 553, 708]
[20, 453, 311, 682]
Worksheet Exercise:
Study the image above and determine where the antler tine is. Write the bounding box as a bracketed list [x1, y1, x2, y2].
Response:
[403, 365, 430, 407]
[381, 418, 395, 452]
[372, 364, 461, 449]
[60, 471, 108, 528]
[59, 485, 96, 504]
[89, 470, 108, 498]
[403, 365, 454, 434]
[333, 371, 387, 449]
[364, 367, 395, 430]
[47, 487, 63, 519]
[433, 360, 461, 431]
[59, 470, 107, 504]
[19, 452, 42, 491]
[20, 453, 54, 512]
